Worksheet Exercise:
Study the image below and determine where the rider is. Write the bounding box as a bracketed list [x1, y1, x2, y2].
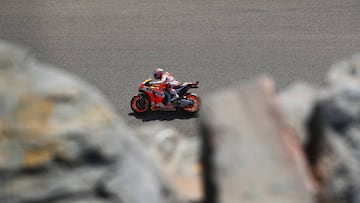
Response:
[149, 68, 180, 104]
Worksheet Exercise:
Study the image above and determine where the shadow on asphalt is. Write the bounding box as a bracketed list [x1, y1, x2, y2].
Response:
[128, 111, 199, 121]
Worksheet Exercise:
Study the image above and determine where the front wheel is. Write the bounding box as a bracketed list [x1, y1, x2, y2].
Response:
[182, 94, 201, 113]
[131, 94, 150, 113]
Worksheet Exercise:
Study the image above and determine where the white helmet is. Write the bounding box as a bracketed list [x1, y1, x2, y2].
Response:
[153, 68, 164, 79]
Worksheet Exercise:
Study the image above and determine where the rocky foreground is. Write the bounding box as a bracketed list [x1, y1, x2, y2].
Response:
[1, 41, 360, 203]
[0, 41, 182, 203]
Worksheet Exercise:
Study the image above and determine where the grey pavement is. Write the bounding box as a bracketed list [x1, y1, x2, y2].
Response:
[1, 0, 359, 136]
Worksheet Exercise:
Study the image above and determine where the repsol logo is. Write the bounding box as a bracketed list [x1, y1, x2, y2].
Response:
[153, 91, 165, 97]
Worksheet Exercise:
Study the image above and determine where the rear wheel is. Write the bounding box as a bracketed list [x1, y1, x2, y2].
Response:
[131, 94, 150, 113]
[182, 94, 201, 113]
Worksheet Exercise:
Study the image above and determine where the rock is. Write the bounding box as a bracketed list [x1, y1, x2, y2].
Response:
[306, 53, 360, 203]
[328, 53, 360, 90]
[200, 76, 316, 203]
[278, 82, 319, 144]
[0, 40, 181, 203]
[135, 124, 202, 202]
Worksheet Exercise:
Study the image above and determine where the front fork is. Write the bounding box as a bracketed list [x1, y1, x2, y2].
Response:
[137, 94, 147, 107]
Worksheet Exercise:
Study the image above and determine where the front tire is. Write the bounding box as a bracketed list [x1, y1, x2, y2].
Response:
[182, 94, 201, 113]
[131, 94, 150, 113]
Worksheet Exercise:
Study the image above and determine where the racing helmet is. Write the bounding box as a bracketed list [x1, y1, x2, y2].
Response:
[153, 68, 164, 80]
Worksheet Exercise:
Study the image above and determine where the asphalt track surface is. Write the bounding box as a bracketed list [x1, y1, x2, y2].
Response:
[1, 0, 359, 136]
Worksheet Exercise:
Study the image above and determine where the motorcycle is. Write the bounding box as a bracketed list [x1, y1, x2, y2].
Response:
[130, 79, 200, 114]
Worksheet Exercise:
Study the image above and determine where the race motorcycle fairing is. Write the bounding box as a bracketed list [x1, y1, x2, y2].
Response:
[131, 79, 200, 113]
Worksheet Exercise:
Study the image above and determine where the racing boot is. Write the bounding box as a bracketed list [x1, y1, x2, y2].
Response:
[170, 89, 179, 102]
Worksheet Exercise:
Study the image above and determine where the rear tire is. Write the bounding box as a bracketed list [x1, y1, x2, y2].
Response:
[131, 94, 150, 113]
[182, 94, 201, 113]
